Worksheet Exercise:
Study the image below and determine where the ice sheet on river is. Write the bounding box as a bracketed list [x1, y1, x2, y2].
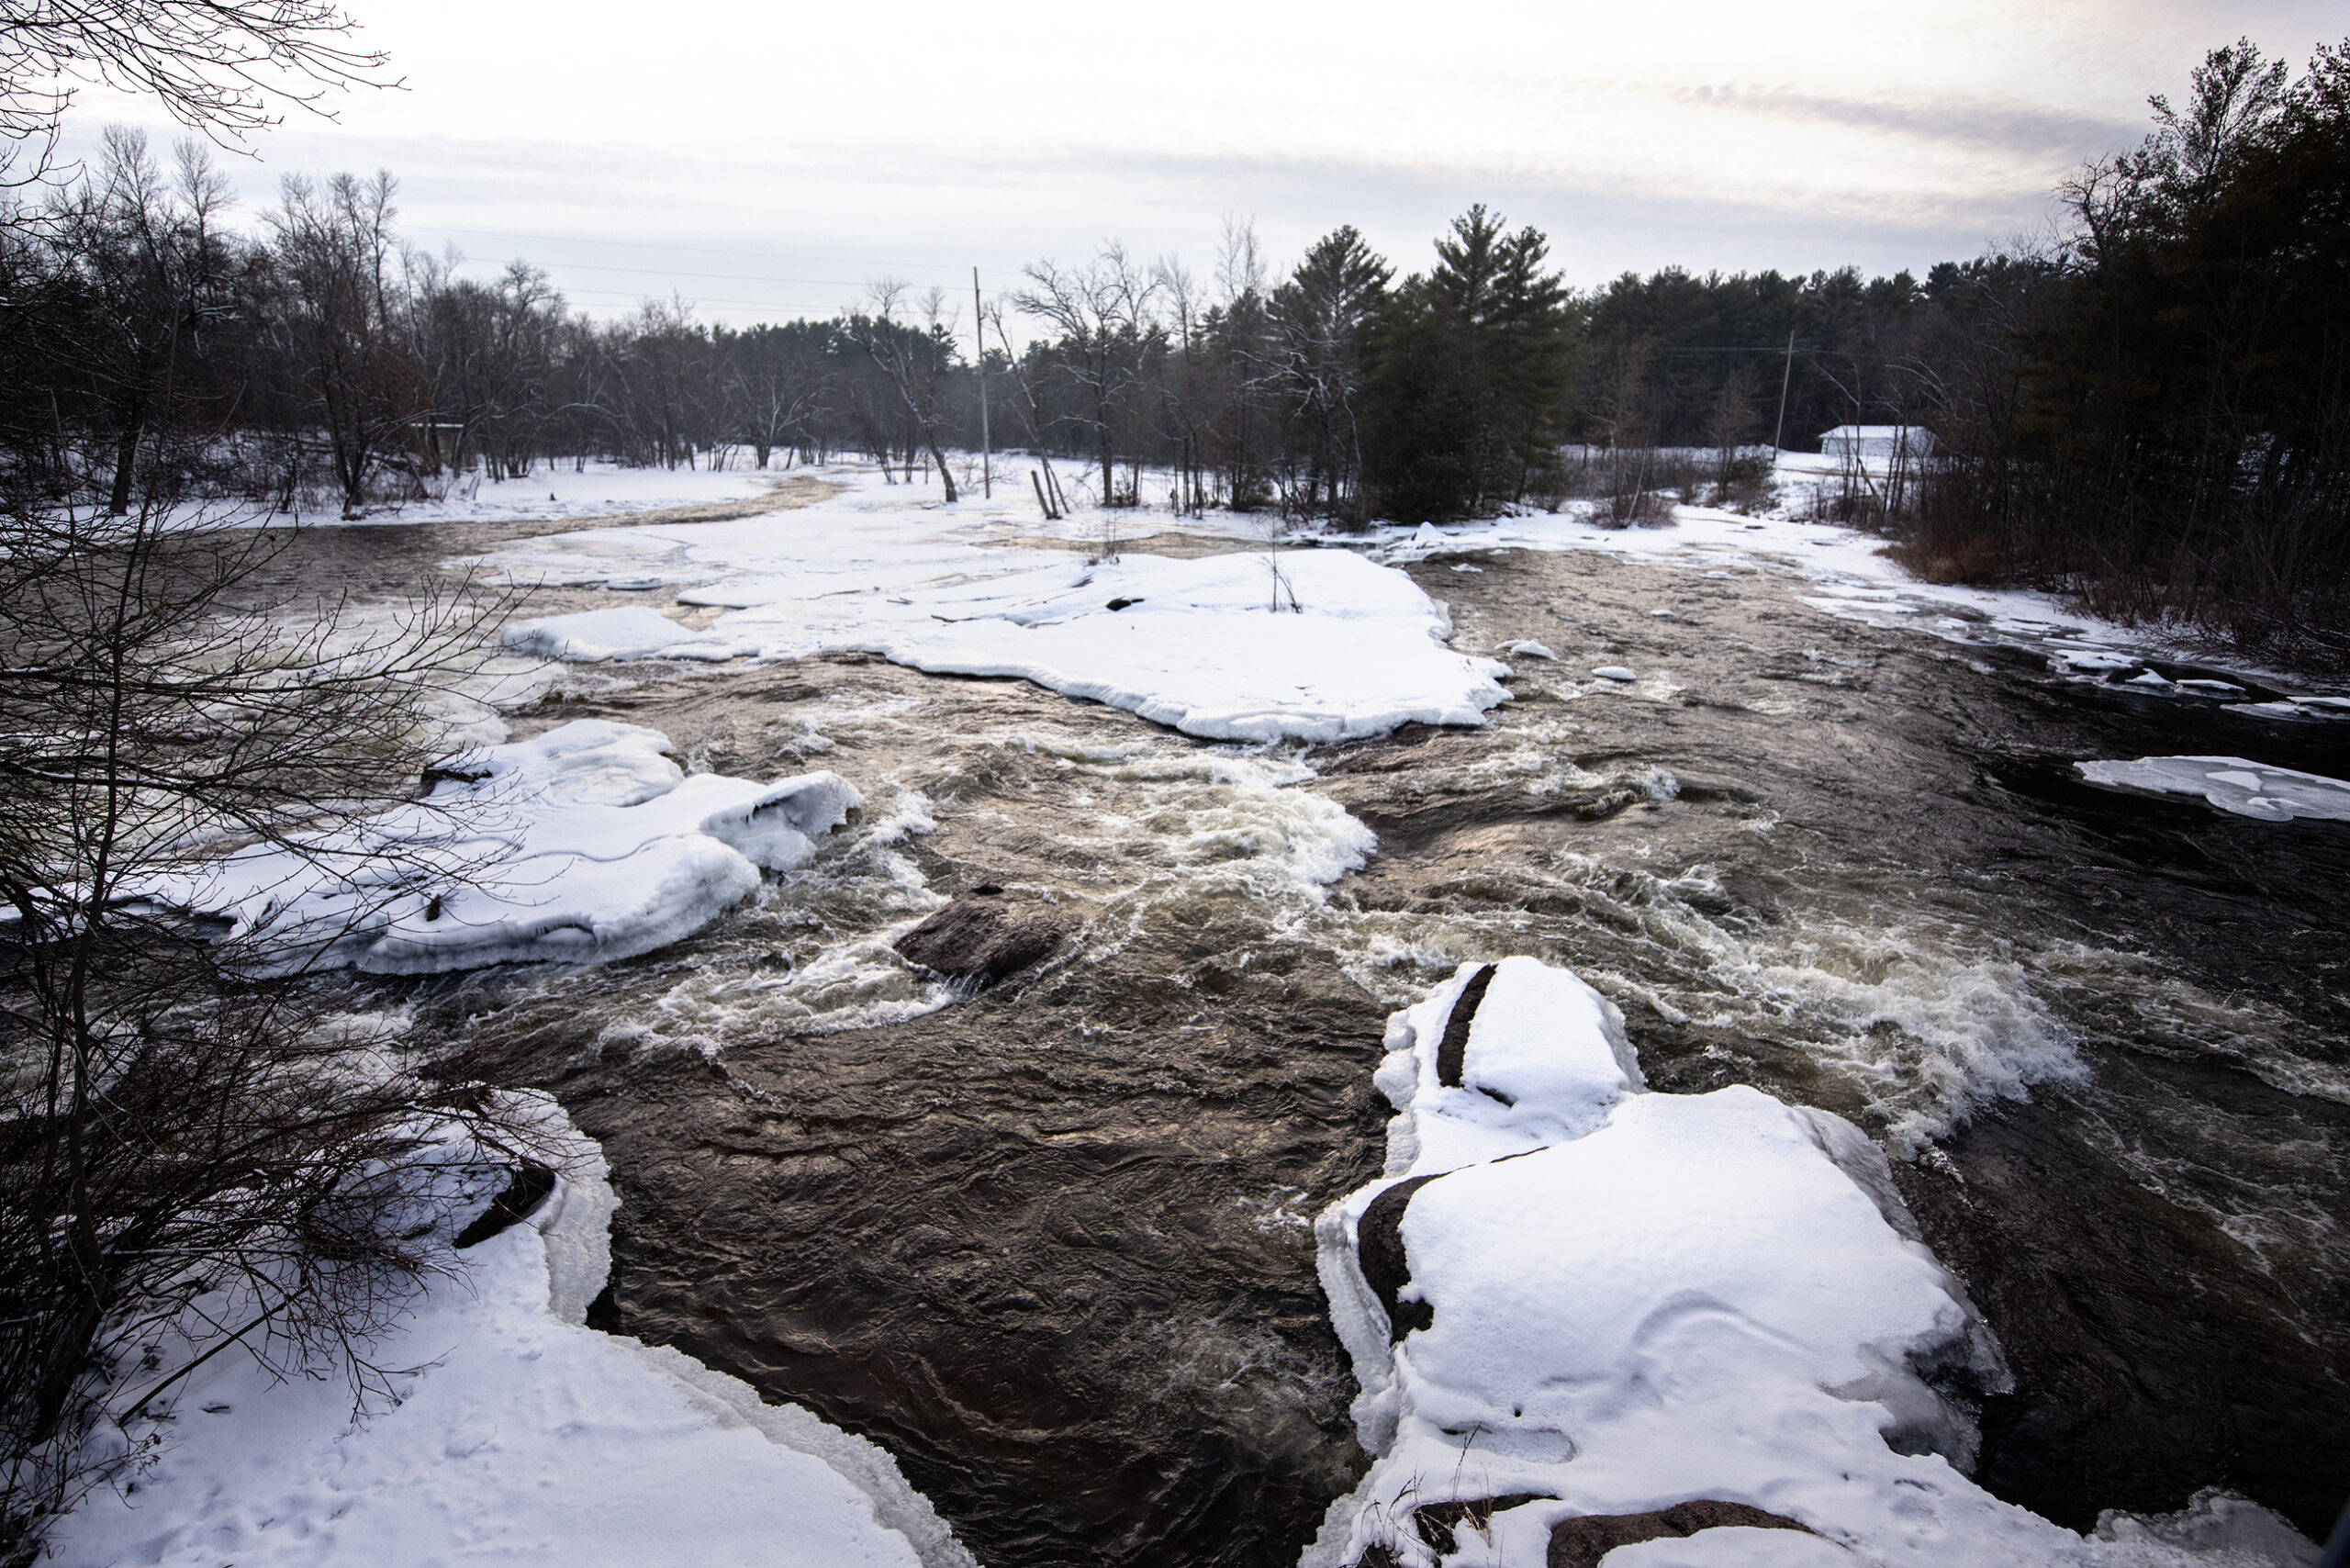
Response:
[1308, 958, 2311, 1568]
[142, 721, 859, 972]
[480, 483, 1510, 742]
[2076, 756, 2350, 823]
[44, 1102, 968, 1568]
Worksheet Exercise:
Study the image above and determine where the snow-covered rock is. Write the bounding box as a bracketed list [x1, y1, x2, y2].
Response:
[146, 721, 860, 972]
[1306, 958, 2310, 1568]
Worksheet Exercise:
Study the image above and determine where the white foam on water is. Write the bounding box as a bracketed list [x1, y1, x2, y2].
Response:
[1305, 854, 2083, 1155]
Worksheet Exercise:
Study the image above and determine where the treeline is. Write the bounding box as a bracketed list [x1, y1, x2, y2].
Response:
[1919, 40, 2349, 655]
[4, 38, 2344, 658]
[0, 132, 972, 516]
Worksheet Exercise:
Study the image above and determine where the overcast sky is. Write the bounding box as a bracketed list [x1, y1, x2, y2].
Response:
[56, 0, 2347, 325]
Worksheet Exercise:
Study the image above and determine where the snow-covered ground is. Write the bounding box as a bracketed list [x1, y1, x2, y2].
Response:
[368, 459, 789, 528]
[139, 721, 862, 973]
[1307, 958, 2318, 1568]
[43, 1102, 971, 1568]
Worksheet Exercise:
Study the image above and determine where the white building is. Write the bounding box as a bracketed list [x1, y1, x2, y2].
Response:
[1818, 424, 1934, 465]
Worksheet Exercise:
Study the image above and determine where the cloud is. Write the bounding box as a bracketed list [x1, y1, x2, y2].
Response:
[1680, 83, 2141, 161]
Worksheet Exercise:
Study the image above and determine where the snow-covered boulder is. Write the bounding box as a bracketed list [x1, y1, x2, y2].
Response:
[1306, 958, 2298, 1568]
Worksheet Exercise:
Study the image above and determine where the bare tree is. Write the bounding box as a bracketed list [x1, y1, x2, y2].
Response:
[1014, 243, 1164, 506]
[45, 127, 234, 513]
[259, 171, 418, 517]
[0, 489, 540, 1554]
[848, 280, 958, 501]
[0, 0, 390, 143]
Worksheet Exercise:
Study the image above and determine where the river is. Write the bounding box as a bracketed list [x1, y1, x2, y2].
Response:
[337, 522, 2346, 1564]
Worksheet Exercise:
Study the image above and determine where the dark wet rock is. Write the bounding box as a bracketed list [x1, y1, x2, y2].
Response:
[894, 890, 1072, 989]
[1106, 597, 1144, 610]
[420, 762, 493, 793]
[453, 1162, 557, 1249]
[1548, 1499, 1815, 1567]
[1355, 1174, 1440, 1341]
[1435, 963, 1494, 1088]
[1415, 1495, 1552, 1551]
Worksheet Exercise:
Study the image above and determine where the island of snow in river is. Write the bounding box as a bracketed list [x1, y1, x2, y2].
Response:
[1306, 958, 2309, 1568]
[485, 483, 1510, 742]
[146, 721, 859, 972]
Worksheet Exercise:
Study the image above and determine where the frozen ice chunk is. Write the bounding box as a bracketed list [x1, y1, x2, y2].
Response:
[1591, 665, 1637, 682]
[502, 606, 728, 662]
[2076, 756, 2350, 823]
[1499, 639, 1558, 660]
[142, 721, 862, 972]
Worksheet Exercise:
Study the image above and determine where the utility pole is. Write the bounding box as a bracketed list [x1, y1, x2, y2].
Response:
[1767, 329, 1785, 454]
[974, 266, 990, 499]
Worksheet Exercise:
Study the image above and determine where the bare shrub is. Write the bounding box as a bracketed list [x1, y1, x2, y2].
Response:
[0, 493, 539, 1555]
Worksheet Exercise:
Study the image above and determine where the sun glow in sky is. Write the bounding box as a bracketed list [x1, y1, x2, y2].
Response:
[55, 0, 2347, 322]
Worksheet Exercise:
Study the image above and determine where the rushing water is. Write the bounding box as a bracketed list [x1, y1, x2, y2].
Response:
[341, 529, 2350, 1565]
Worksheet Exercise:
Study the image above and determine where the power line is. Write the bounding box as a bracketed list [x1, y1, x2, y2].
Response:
[408, 223, 1005, 279]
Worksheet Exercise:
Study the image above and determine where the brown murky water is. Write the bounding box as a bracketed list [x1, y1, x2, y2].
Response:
[325, 531, 2346, 1563]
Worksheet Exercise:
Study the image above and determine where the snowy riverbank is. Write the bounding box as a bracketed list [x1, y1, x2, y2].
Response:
[42, 1101, 972, 1568]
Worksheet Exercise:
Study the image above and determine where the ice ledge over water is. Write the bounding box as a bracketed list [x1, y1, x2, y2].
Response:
[44, 1099, 971, 1568]
[503, 550, 1511, 745]
[145, 720, 861, 973]
[1306, 957, 2313, 1568]
[2076, 756, 2350, 823]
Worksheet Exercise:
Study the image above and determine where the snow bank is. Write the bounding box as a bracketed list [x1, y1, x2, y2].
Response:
[148, 721, 860, 972]
[1307, 958, 2311, 1568]
[45, 1101, 970, 1568]
[2076, 756, 2350, 823]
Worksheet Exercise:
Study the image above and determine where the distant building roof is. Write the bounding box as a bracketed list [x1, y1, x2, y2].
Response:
[1819, 424, 1935, 460]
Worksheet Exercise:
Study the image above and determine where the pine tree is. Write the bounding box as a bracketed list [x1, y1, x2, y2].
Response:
[1362, 207, 1576, 521]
